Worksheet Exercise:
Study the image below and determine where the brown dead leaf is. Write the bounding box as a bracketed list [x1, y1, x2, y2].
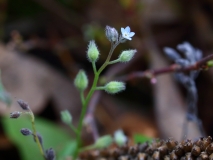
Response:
[0, 44, 81, 122]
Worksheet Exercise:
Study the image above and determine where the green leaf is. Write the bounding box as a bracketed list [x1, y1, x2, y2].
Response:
[2, 116, 73, 160]
[133, 134, 153, 144]
[94, 135, 113, 149]
[58, 140, 77, 160]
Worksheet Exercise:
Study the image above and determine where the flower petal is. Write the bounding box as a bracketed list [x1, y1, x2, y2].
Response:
[126, 37, 131, 40]
[129, 32, 135, 37]
[121, 28, 125, 34]
[125, 26, 130, 32]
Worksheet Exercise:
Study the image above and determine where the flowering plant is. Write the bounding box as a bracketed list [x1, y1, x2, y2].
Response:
[70, 25, 136, 158]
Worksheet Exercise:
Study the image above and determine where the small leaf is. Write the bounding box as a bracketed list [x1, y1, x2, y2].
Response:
[94, 135, 113, 149]
[133, 134, 153, 144]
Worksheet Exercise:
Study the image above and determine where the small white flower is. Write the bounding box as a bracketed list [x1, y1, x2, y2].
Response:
[121, 26, 135, 40]
[114, 129, 127, 146]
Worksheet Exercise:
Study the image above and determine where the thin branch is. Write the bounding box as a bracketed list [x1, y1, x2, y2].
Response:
[117, 54, 213, 82]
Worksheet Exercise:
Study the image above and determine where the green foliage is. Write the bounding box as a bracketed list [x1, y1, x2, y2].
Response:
[133, 134, 153, 144]
[2, 116, 73, 160]
[80, 135, 113, 151]
[94, 135, 113, 149]
[58, 141, 77, 160]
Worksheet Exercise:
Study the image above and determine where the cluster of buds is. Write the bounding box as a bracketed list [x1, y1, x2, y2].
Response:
[10, 99, 30, 118]
[72, 25, 136, 158]
[10, 100, 55, 160]
[74, 25, 136, 94]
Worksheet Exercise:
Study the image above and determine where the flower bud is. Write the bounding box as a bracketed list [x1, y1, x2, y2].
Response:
[45, 148, 55, 160]
[17, 99, 30, 110]
[207, 60, 213, 67]
[114, 129, 128, 147]
[87, 40, 100, 62]
[163, 47, 181, 61]
[20, 128, 32, 136]
[74, 70, 88, 91]
[61, 110, 72, 125]
[94, 135, 113, 149]
[105, 26, 118, 42]
[10, 111, 21, 118]
[104, 81, 125, 94]
[118, 50, 136, 62]
[34, 133, 43, 145]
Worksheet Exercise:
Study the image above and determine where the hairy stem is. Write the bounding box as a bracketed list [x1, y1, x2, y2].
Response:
[30, 111, 45, 158]
[74, 41, 120, 158]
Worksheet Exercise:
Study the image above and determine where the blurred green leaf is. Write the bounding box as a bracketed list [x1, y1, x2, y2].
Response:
[58, 140, 77, 160]
[80, 135, 113, 152]
[2, 116, 72, 160]
[133, 134, 153, 144]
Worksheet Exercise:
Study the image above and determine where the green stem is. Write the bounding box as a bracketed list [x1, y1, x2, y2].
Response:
[108, 59, 120, 65]
[75, 73, 99, 157]
[95, 86, 105, 90]
[92, 61, 97, 73]
[69, 124, 79, 135]
[79, 144, 96, 152]
[97, 42, 119, 75]
[29, 112, 45, 158]
[80, 91, 85, 105]
[74, 41, 120, 159]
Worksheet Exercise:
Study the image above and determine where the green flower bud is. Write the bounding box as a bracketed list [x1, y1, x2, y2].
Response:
[118, 49, 136, 62]
[94, 135, 113, 149]
[74, 70, 88, 91]
[207, 60, 213, 67]
[61, 110, 72, 125]
[104, 81, 125, 94]
[114, 129, 127, 147]
[87, 40, 100, 62]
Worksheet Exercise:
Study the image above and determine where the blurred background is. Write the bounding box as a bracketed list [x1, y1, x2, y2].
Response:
[1, 0, 213, 159]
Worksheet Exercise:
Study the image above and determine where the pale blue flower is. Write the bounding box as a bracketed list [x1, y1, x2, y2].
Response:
[121, 26, 135, 40]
